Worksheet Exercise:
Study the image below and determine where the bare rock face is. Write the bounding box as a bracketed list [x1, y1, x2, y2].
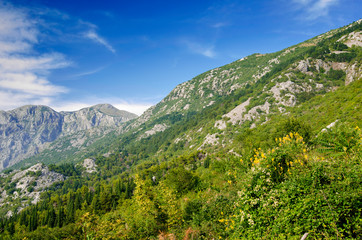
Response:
[0, 104, 137, 170]
[83, 158, 97, 173]
[0, 163, 65, 212]
[139, 123, 168, 139]
[61, 104, 137, 133]
[0, 106, 63, 170]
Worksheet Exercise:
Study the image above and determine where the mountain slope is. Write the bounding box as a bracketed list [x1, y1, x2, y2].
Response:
[121, 19, 361, 154]
[0, 104, 137, 170]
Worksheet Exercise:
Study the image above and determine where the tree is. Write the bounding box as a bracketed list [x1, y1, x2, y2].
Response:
[131, 174, 159, 237]
[164, 167, 199, 195]
[157, 181, 183, 230]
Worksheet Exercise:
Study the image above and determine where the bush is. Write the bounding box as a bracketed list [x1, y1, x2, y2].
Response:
[164, 167, 199, 195]
[275, 117, 313, 144]
[332, 42, 348, 51]
[316, 124, 362, 156]
[327, 69, 346, 81]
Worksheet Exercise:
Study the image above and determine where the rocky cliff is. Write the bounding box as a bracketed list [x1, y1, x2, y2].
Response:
[0, 104, 137, 170]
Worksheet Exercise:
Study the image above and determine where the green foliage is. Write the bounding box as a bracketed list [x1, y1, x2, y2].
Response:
[26, 170, 42, 177]
[48, 163, 81, 177]
[224, 127, 361, 239]
[316, 124, 362, 156]
[332, 42, 348, 51]
[327, 68, 346, 81]
[328, 52, 357, 62]
[275, 117, 313, 144]
[5, 182, 16, 195]
[164, 167, 199, 195]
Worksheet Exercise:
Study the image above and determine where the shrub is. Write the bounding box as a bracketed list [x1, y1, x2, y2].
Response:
[316, 124, 362, 156]
[275, 117, 313, 144]
[164, 167, 199, 195]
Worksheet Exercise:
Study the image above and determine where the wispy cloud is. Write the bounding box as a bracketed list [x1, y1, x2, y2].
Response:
[211, 22, 229, 29]
[84, 30, 116, 54]
[292, 0, 339, 20]
[71, 66, 106, 78]
[181, 39, 216, 58]
[0, 2, 69, 110]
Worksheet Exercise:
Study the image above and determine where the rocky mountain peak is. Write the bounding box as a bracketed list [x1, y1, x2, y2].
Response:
[89, 104, 138, 118]
[0, 104, 138, 170]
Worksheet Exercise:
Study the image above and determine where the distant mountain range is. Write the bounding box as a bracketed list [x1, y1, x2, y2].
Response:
[0, 104, 137, 170]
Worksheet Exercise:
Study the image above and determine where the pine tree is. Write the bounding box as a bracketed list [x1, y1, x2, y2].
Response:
[56, 207, 64, 228]
[47, 208, 56, 228]
[66, 191, 75, 224]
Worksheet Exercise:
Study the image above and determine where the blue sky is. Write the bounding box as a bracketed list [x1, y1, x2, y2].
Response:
[0, 0, 360, 115]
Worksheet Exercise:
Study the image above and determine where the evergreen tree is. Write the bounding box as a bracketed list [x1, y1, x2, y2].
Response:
[56, 207, 64, 228]
[47, 208, 56, 228]
[66, 191, 75, 224]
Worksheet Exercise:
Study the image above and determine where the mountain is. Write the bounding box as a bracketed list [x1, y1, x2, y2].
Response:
[123, 19, 361, 153]
[0, 20, 361, 239]
[0, 104, 137, 170]
[4, 20, 360, 171]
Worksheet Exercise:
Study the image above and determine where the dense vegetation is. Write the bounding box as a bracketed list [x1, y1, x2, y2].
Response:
[0, 120, 360, 239]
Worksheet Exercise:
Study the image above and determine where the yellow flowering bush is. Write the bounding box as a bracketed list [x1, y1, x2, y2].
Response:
[250, 132, 307, 183]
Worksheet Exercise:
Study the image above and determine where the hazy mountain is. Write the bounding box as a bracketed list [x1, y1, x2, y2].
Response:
[0, 104, 137, 170]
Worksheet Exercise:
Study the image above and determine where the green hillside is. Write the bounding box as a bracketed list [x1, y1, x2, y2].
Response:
[0, 20, 361, 239]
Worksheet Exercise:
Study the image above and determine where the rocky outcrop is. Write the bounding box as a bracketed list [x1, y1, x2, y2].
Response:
[139, 123, 168, 139]
[0, 104, 137, 170]
[338, 30, 362, 47]
[0, 163, 65, 212]
[199, 133, 219, 149]
[83, 158, 97, 173]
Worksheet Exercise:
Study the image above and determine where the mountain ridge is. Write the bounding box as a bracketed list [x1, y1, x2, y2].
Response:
[0, 104, 137, 170]
[125, 19, 361, 145]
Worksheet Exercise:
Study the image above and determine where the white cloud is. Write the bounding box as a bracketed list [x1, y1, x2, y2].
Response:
[0, 3, 69, 110]
[0, 53, 69, 72]
[0, 90, 53, 110]
[71, 66, 105, 78]
[0, 72, 67, 95]
[292, 0, 339, 20]
[0, 6, 38, 46]
[211, 22, 228, 29]
[84, 30, 116, 54]
[113, 102, 152, 116]
[181, 39, 216, 58]
[52, 99, 152, 116]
